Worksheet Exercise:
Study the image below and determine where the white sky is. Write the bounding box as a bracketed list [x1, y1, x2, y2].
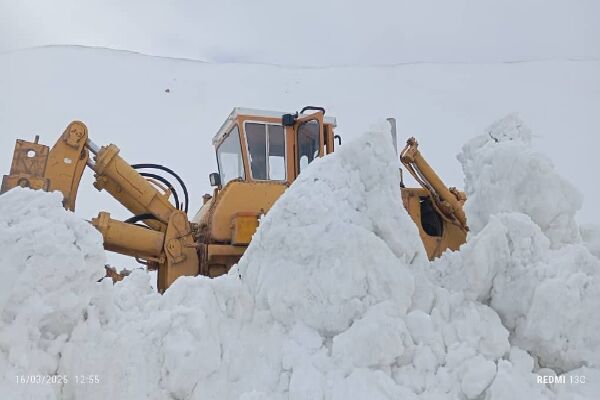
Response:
[1, 0, 599, 66]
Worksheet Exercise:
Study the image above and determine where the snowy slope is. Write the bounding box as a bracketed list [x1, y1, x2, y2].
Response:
[1, 120, 599, 399]
[1, 46, 599, 241]
[2, 1, 599, 65]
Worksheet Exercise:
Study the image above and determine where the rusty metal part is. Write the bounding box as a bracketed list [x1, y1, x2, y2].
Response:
[1, 121, 89, 210]
[104, 266, 130, 283]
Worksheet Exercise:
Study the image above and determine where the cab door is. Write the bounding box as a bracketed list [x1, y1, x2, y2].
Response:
[292, 111, 324, 179]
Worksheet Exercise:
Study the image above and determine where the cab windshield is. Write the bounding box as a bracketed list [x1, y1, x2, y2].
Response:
[245, 123, 286, 181]
[216, 126, 244, 185]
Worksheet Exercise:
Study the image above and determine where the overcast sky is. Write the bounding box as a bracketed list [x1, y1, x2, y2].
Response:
[1, 0, 599, 66]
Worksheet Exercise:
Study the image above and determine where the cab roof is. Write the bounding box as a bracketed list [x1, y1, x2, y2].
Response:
[212, 107, 337, 145]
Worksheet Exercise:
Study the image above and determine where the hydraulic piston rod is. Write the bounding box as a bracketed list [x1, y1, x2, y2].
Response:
[87, 141, 177, 229]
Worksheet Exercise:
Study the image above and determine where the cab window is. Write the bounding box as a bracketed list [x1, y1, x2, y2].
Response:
[297, 120, 320, 172]
[216, 126, 244, 185]
[245, 123, 286, 181]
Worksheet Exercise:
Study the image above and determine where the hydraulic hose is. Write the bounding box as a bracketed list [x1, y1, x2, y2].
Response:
[139, 172, 181, 210]
[132, 163, 189, 213]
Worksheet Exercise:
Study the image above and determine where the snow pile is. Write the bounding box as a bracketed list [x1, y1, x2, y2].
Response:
[0, 120, 599, 399]
[430, 115, 600, 380]
[432, 213, 600, 371]
[238, 122, 425, 335]
[235, 125, 519, 399]
[459, 113, 582, 247]
[0, 189, 106, 399]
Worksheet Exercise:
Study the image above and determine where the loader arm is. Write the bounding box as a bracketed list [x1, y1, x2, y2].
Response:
[1, 121, 198, 292]
[400, 137, 469, 233]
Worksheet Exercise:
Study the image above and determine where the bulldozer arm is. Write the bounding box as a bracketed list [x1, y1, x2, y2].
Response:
[400, 137, 469, 233]
[2, 121, 199, 292]
[1, 121, 89, 211]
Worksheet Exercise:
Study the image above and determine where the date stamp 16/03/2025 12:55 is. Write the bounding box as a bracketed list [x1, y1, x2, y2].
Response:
[15, 375, 101, 385]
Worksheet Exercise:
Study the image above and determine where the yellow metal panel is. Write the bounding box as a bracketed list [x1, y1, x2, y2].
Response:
[6, 139, 49, 176]
[1, 174, 50, 192]
[0, 122, 89, 211]
[91, 212, 165, 258]
[231, 213, 259, 245]
[209, 181, 287, 242]
[207, 244, 246, 258]
[158, 211, 200, 292]
[1, 139, 50, 194]
[401, 188, 467, 260]
[45, 121, 89, 211]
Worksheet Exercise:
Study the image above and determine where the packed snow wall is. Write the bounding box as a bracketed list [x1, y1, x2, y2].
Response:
[0, 117, 598, 400]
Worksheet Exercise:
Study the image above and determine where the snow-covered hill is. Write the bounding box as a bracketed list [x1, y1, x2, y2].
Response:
[1, 45, 599, 238]
[3, 1, 599, 65]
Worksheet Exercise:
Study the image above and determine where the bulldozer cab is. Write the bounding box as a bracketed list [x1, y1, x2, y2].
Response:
[212, 107, 337, 188]
[192, 107, 338, 277]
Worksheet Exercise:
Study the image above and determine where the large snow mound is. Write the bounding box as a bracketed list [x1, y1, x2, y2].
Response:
[428, 116, 600, 399]
[431, 116, 600, 374]
[0, 118, 599, 399]
[0, 189, 106, 399]
[459, 113, 582, 247]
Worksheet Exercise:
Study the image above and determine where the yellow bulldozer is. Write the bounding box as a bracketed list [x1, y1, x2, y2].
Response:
[1, 107, 468, 292]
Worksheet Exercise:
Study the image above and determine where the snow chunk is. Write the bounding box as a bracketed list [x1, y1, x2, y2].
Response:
[331, 302, 411, 369]
[459, 113, 582, 247]
[433, 212, 600, 372]
[460, 355, 496, 399]
[581, 223, 600, 259]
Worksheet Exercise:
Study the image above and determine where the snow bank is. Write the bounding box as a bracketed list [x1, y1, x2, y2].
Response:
[0, 119, 598, 399]
[459, 113, 582, 247]
[0, 188, 106, 399]
[235, 126, 518, 399]
[430, 115, 600, 388]
[432, 213, 600, 371]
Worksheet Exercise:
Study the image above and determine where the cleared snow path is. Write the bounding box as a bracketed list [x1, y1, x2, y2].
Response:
[0, 118, 598, 399]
